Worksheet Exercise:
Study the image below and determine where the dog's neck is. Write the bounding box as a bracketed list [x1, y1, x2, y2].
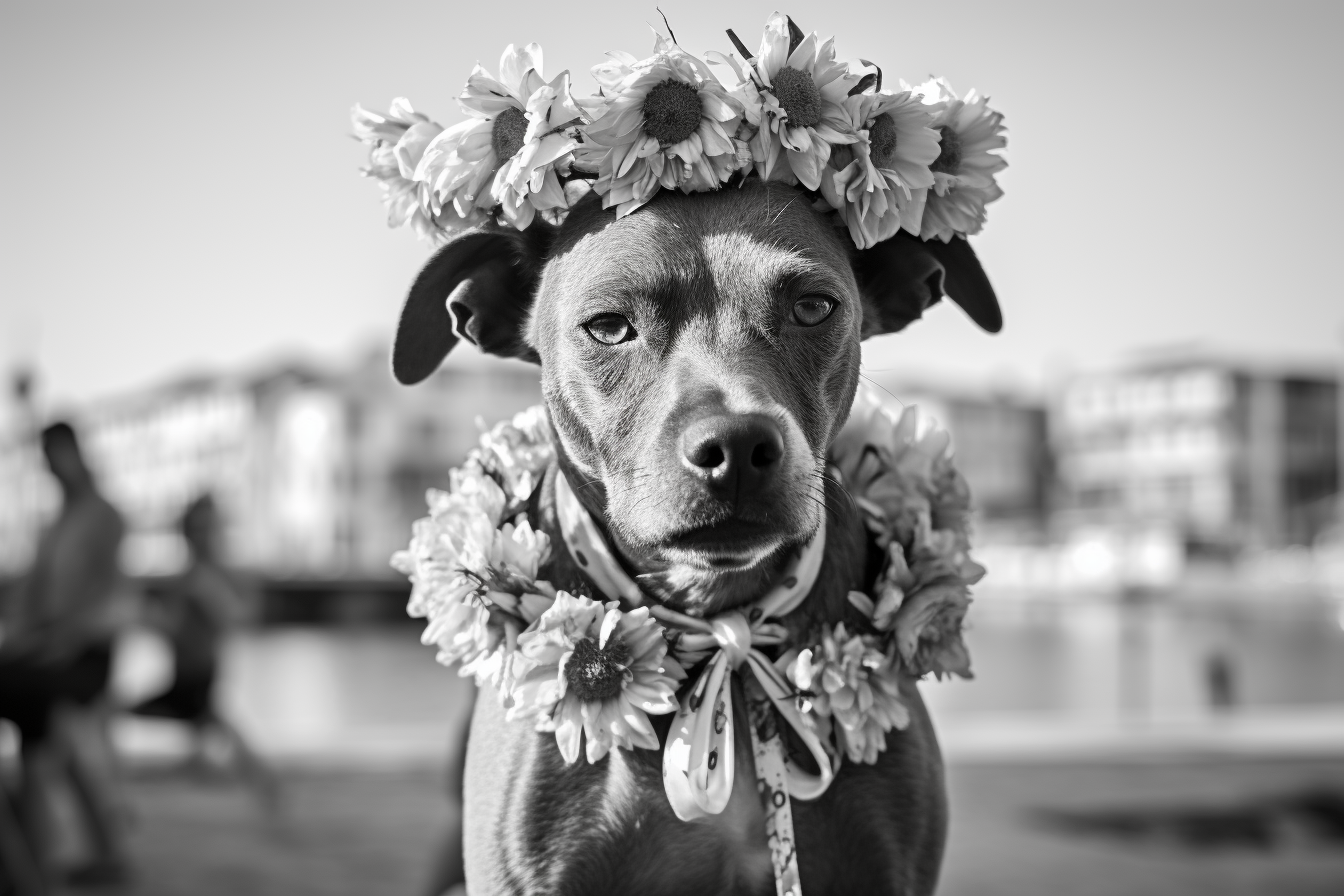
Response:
[551, 454, 799, 617]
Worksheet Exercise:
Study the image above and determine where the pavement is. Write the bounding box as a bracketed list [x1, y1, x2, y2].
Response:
[940, 756, 1344, 896]
[51, 767, 451, 896]
[31, 753, 1344, 896]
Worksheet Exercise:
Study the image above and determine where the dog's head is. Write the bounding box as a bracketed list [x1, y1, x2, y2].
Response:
[392, 181, 998, 613]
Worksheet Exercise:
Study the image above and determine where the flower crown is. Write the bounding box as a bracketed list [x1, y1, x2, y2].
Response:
[353, 11, 1007, 250]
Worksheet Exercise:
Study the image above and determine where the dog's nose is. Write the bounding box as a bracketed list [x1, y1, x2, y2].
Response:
[680, 413, 784, 498]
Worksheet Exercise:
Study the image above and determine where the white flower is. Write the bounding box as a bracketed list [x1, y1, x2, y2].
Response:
[909, 78, 1007, 241]
[391, 459, 524, 673]
[415, 44, 584, 231]
[475, 406, 556, 503]
[392, 492, 496, 619]
[509, 592, 684, 763]
[438, 461, 508, 526]
[583, 35, 746, 217]
[474, 517, 557, 626]
[422, 597, 495, 667]
[738, 13, 858, 190]
[821, 90, 940, 248]
[789, 624, 909, 764]
[490, 518, 548, 579]
[459, 642, 516, 693]
[352, 99, 447, 238]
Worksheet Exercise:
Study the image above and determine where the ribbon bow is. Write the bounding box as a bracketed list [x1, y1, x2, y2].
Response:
[554, 472, 835, 821]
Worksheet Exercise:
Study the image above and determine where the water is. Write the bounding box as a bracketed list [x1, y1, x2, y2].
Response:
[108, 590, 1344, 762]
[925, 592, 1344, 720]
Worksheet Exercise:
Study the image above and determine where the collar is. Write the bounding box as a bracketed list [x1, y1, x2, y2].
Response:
[554, 467, 835, 825]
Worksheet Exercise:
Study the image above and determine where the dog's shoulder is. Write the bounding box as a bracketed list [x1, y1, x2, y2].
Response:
[464, 679, 778, 896]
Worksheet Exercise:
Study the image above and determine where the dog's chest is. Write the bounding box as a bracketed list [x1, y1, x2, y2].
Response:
[466, 680, 777, 896]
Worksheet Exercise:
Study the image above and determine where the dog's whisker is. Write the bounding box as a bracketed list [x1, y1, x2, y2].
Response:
[858, 372, 906, 408]
[822, 476, 859, 517]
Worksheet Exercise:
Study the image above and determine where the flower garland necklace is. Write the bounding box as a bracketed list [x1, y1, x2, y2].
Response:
[354, 11, 1007, 251]
[392, 384, 983, 823]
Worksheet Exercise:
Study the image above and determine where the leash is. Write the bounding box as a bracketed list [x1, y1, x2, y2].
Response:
[555, 472, 833, 896]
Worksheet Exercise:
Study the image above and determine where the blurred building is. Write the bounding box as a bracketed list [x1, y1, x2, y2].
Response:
[877, 381, 1054, 536]
[0, 348, 542, 578]
[9, 348, 1337, 581]
[1053, 357, 1340, 551]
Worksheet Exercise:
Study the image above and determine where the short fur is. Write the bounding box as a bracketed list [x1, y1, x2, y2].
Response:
[392, 181, 998, 895]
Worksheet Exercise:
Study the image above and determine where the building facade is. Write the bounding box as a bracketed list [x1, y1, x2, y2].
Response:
[1053, 360, 1339, 550]
[0, 350, 542, 578]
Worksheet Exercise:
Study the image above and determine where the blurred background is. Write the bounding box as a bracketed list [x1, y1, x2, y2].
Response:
[3, 0, 1344, 894]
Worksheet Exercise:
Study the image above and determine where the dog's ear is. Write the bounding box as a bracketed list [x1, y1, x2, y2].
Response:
[852, 231, 1002, 337]
[391, 224, 551, 384]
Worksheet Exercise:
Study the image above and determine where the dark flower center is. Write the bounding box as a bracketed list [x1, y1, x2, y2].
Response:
[930, 125, 962, 175]
[491, 106, 528, 161]
[867, 112, 899, 169]
[643, 79, 703, 146]
[771, 66, 822, 129]
[565, 636, 630, 702]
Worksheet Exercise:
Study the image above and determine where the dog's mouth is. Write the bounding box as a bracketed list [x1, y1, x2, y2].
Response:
[661, 519, 789, 571]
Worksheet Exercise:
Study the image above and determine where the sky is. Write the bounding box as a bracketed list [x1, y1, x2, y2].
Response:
[2, 0, 1342, 410]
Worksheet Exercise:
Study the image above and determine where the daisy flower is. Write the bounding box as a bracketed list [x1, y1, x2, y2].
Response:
[447, 517, 555, 696]
[909, 78, 1007, 242]
[821, 90, 940, 249]
[509, 592, 684, 764]
[416, 43, 585, 231]
[583, 35, 746, 217]
[739, 13, 858, 191]
[788, 624, 910, 764]
[352, 99, 447, 238]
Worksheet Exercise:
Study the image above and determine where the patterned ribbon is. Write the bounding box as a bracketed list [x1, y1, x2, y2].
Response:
[554, 472, 834, 895]
[747, 677, 802, 896]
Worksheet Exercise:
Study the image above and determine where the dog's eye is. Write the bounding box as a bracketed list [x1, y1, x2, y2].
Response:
[792, 297, 835, 327]
[584, 313, 636, 345]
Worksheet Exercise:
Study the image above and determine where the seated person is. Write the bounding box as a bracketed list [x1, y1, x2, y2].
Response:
[131, 494, 278, 810]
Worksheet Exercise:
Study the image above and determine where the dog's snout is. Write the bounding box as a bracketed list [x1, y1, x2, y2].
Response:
[680, 413, 784, 498]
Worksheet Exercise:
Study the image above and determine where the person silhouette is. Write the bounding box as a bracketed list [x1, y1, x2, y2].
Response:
[0, 421, 132, 886]
[130, 493, 279, 811]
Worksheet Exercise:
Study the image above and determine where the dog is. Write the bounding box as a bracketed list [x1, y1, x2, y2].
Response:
[391, 180, 1000, 895]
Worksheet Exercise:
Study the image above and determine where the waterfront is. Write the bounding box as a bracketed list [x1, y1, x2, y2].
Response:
[99, 586, 1344, 767]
